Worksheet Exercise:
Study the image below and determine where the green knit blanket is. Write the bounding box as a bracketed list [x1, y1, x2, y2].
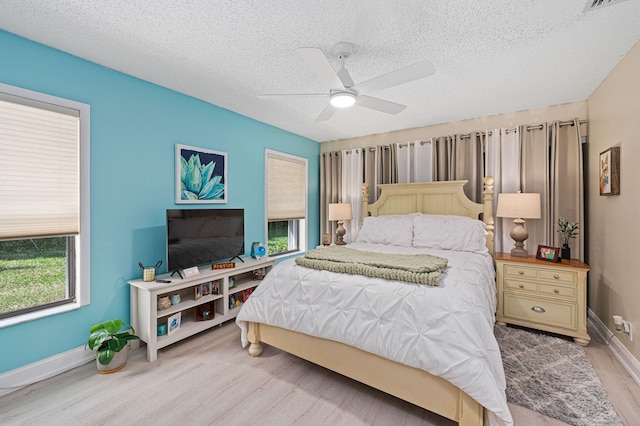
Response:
[295, 246, 448, 286]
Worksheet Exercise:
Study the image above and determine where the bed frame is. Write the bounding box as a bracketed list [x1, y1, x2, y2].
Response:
[247, 177, 495, 426]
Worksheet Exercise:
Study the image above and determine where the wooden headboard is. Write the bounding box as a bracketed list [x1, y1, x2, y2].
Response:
[362, 177, 495, 255]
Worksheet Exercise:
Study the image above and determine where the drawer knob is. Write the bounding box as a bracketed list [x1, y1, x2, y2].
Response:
[519, 284, 524, 288]
[554, 289, 560, 294]
[519, 271, 524, 275]
[554, 274, 559, 279]
[531, 306, 546, 313]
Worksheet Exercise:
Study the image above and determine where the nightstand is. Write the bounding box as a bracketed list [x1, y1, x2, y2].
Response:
[494, 252, 590, 346]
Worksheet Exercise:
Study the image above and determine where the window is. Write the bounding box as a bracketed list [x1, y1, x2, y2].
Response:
[265, 150, 307, 256]
[0, 83, 90, 326]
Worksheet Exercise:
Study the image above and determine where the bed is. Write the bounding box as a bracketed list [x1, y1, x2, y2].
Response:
[236, 178, 513, 426]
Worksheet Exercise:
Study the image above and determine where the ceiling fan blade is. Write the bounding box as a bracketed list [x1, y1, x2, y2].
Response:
[353, 59, 435, 94]
[257, 93, 328, 99]
[297, 47, 345, 90]
[315, 103, 337, 122]
[356, 95, 406, 115]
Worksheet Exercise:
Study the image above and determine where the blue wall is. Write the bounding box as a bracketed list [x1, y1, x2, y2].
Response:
[0, 31, 320, 373]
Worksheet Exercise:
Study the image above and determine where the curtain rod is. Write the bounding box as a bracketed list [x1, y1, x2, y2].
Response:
[459, 119, 587, 139]
[397, 140, 430, 148]
[368, 146, 391, 152]
[325, 119, 588, 154]
[397, 120, 587, 145]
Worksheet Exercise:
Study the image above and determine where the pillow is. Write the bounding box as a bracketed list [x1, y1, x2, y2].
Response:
[412, 214, 488, 254]
[356, 214, 415, 246]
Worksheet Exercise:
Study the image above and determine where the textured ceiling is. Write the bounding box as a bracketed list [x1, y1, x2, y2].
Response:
[1, 0, 640, 142]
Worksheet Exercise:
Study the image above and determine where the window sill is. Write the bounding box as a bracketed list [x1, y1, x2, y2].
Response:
[0, 301, 81, 329]
[268, 249, 306, 262]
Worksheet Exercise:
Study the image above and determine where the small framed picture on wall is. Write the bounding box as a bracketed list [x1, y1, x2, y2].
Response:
[599, 146, 620, 196]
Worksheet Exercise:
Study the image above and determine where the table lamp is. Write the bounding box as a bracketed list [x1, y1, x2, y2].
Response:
[328, 202, 352, 245]
[496, 192, 541, 257]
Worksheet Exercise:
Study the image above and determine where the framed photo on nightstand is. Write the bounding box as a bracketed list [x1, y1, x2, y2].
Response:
[536, 245, 561, 262]
[321, 233, 331, 246]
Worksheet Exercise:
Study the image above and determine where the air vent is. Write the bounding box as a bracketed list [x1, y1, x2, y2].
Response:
[584, 0, 630, 12]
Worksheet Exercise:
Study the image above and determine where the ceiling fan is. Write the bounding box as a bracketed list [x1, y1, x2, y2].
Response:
[258, 42, 436, 122]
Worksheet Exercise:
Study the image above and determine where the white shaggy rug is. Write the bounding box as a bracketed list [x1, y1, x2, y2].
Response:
[494, 325, 622, 426]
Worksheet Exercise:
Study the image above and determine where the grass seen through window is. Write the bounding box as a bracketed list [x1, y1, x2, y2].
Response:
[267, 220, 291, 255]
[0, 237, 66, 314]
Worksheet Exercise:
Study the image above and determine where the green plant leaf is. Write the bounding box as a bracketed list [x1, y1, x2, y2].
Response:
[97, 348, 115, 365]
[87, 320, 138, 353]
[87, 329, 110, 350]
[89, 319, 123, 334]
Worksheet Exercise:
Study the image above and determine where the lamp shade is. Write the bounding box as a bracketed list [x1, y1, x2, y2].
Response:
[328, 203, 353, 221]
[496, 193, 541, 219]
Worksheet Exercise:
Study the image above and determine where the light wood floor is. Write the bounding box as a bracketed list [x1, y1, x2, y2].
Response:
[1, 321, 639, 425]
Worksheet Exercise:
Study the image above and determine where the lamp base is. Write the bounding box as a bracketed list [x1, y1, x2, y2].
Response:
[335, 221, 347, 245]
[509, 218, 529, 257]
[510, 247, 529, 257]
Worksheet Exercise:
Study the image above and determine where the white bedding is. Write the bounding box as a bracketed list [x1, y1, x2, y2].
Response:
[236, 242, 513, 426]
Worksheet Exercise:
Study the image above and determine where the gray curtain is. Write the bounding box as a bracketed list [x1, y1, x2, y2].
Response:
[364, 144, 398, 202]
[432, 133, 484, 202]
[520, 124, 551, 252]
[550, 119, 584, 259]
[320, 151, 342, 235]
[320, 145, 396, 232]
[520, 119, 584, 260]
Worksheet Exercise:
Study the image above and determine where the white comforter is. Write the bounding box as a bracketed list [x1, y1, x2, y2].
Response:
[236, 243, 513, 425]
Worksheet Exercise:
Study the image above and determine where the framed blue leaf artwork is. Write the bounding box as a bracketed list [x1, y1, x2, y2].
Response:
[176, 144, 227, 203]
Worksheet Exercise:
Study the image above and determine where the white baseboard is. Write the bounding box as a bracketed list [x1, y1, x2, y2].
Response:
[588, 308, 640, 386]
[0, 346, 94, 397]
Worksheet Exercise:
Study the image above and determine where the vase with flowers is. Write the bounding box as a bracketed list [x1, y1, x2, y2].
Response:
[557, 218, 579, 260]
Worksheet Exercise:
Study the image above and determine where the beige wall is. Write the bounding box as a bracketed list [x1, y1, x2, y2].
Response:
[321, 102, 587, 152]
[587, 40, 640, 359]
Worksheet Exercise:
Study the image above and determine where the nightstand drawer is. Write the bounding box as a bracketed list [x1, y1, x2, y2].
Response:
[538, 269, 576, 284]
[538, 283, 576, 299]
[504, 279, 537, 292]
[504, 293, 577, 330]
[504, 265, 537, 279]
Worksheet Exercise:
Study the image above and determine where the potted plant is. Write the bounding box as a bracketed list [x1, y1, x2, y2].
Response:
[556, 218, 579, 260]
[87, 319, 139, 374]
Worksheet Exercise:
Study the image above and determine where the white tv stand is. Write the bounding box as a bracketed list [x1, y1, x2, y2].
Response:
[128, 257, 274, 362]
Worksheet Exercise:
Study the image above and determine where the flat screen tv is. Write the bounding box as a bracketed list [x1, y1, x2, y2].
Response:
[167, 208, 244, 272]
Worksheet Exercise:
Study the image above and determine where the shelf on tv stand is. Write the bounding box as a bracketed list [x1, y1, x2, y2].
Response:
[128, 257, 274, 362]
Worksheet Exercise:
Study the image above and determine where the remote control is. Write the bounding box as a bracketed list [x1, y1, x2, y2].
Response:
[155, 279, 171, 283]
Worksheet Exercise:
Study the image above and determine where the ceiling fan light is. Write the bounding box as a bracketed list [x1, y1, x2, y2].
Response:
[330, 92, 356, 108]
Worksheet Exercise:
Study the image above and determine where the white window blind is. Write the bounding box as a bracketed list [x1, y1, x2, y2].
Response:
[266, 151, 307, 220]
[0, 93, 80, 240]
